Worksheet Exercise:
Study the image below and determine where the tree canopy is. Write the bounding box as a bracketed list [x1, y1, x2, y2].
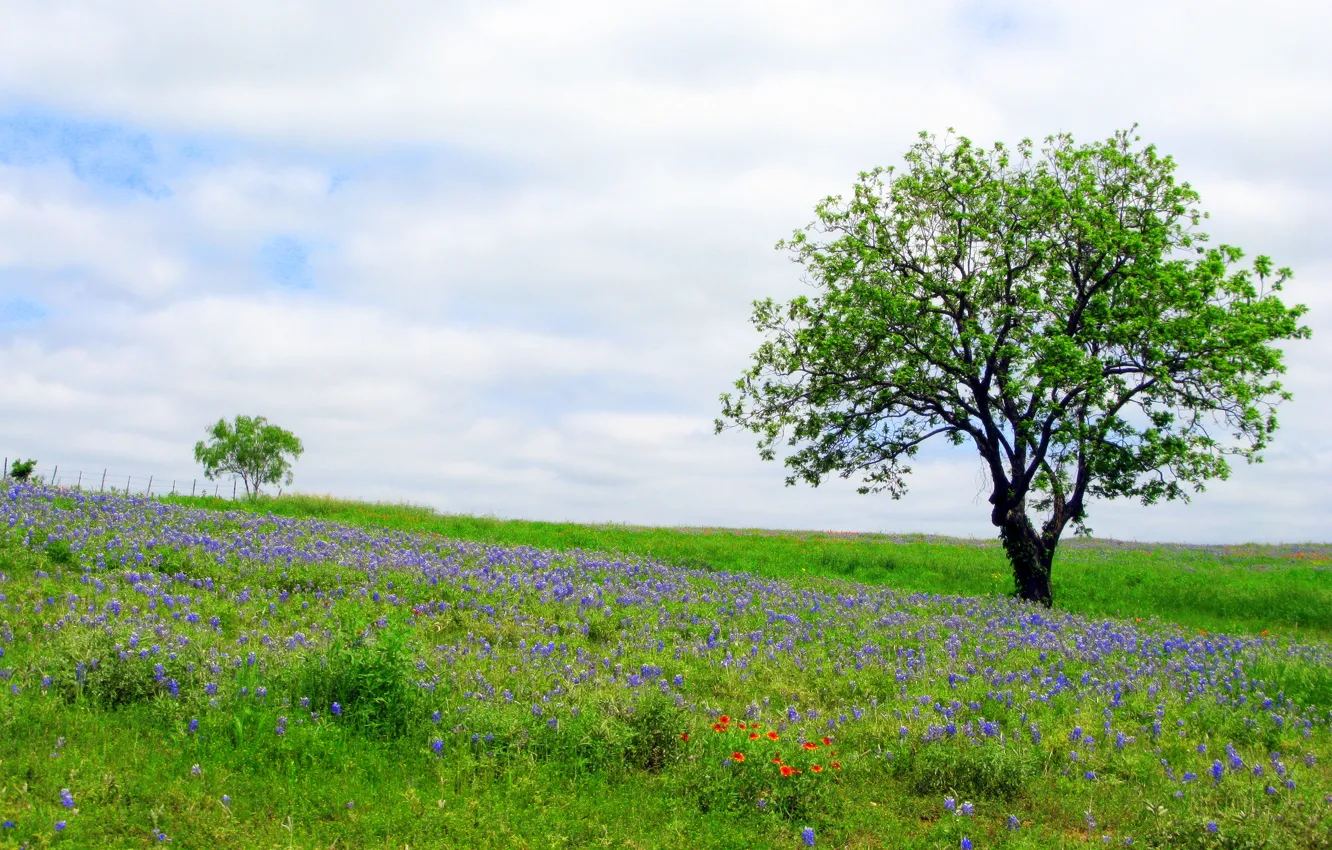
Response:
[193, 415, 304, 499]
[717, 128, 1310, 606]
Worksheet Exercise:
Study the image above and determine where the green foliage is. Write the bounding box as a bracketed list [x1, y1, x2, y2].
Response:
[717, 127, 1311, 606]
[193, 414, 304, 499]
[907, 740, 1035, 801]
[8, 458, 37, 481]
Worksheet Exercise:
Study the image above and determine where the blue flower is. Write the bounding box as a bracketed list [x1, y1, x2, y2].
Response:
[801, 826, 815, 846]
[961, 839, 973, 850]
[944, 796, 956, 811]
[60, 788, 74, 808]
[1206, 822, 1218, 833]
[2, 820, 15, 829]
[55, 820, 67, 831]
[1006, 815, 1019, 830]
[331, 702, 342, 716]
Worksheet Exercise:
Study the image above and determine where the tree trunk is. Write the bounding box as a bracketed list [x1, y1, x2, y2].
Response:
[999, 511, 1054, 607]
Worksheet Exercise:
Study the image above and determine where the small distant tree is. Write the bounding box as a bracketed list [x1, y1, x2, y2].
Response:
[8, 458, 37, 481]
[717, 127, 1310, 607]
[193, 416, 304, 499]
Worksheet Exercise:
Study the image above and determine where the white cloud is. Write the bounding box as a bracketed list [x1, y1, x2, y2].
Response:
[0, 0, 1329, 543]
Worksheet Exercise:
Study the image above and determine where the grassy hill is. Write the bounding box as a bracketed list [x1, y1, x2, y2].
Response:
[169, 492, 1332, 640]
[1, 484, 1329, 849]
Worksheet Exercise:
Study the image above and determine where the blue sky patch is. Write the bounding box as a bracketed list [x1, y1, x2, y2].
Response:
[0, 298, 48, 324]
[258, 236, 313, 289]
[0, 110, 171, 198]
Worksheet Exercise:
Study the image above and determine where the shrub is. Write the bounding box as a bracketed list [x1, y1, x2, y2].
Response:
[8, 458, 36, 481]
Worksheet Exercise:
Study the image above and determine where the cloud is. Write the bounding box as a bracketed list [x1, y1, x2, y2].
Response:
[0, 0, 1328, 543]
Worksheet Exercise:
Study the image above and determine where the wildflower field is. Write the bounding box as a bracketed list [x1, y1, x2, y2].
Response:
[1, 483, 1330, 848]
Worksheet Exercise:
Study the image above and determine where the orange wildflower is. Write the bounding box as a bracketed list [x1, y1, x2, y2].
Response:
[680, 733, 689, 742]
[780, 765, 797, 777]
[831, 762, 841, 770]
[811, 764, 823, 773]
[750, 732, 760, 740]
[732, 752, 745, 763]
[719, 715, 730, 724]
[822, 737, 832, 746]
[802, 742, 818, 750]
[767, 731, 779, 741]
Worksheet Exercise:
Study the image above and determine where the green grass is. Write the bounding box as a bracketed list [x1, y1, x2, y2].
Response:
[168, 492, 1332, 640]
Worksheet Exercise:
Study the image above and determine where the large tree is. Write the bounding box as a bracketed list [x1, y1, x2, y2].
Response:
[194, 415, 304, 499]
[717, 128, 1310, 606]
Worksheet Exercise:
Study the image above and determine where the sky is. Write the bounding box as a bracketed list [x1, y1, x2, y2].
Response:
[1, 0, 1329, 543]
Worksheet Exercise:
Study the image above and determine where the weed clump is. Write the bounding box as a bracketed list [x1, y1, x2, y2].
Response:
[622, 693, 685, 773]
[293, 624, 414, 740]
[908, 741, 1034, 801]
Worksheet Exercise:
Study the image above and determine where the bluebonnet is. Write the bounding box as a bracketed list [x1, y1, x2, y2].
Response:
[801, 826, 815, 846]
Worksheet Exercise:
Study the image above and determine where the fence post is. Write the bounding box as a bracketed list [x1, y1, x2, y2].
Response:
[191, 480, 196, 497]
[51, 464, 59, 485]
[170, 480, 175, 496]
[214, 482, 219, 497]
[100, 469, 107, 492]
[126, 475, 131, 493]
[2, 457, 7, 480]
[233, 480, 237, 500]
[147, 476, 153, 496]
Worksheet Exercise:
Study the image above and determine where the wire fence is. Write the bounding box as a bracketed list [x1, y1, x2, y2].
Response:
[2, 458, 248, 500]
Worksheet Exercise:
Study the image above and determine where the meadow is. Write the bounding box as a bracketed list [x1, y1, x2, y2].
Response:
[1, 482, 1330, 848]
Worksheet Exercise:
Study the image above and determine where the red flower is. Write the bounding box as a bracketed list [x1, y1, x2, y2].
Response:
[811, 764, 823, 773]
[767, 731, 779, 741]
[719, 715, 730, 724]
[738, 722, 747, 730]
[780, 765, 796, 777]
[732, 752, 745, 762]
[831, 762, 841, 770]
[712, 723, 725, 732]
[749, 732, 759, 740]
[680, 733, 689, 742]
[821, 736, 832, 746]
[802, 742, 818, 751]
[772, 756, 783, 764]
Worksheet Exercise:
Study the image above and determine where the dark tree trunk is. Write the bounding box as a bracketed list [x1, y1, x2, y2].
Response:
[999, 510, 1054, 607]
